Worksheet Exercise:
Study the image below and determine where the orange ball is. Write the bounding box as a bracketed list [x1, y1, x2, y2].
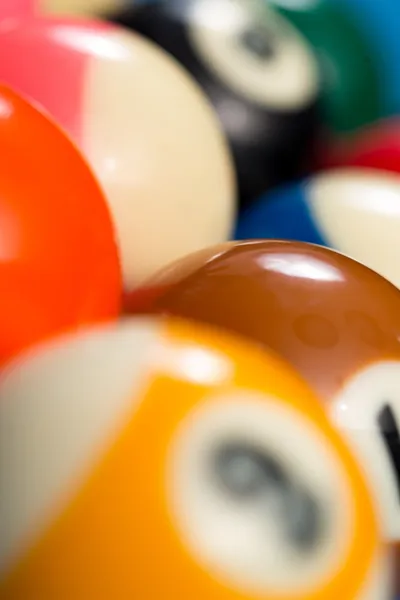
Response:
[0, 85, 121, 363]
[0, 316, 391, 599]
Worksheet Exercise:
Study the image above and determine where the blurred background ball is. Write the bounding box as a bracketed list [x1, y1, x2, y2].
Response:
[338, 0, 400, 119]
[106, 0, 322, 207]
[269, 0, 382, 133]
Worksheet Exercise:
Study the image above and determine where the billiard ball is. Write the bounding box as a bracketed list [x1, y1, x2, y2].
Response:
[0, 18, 236, 290]
[106, 0, 321, 207]
[124, 240, 400, 548]
[0, 315, 391, 598]
[235, 168, 400, 291]
[0, 85, 121, 365]
[269, 0, 382, 133]
[320, 118, 400, 173]
[337, 0, 400, 118]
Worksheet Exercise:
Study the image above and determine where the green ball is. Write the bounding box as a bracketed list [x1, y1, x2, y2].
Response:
[269, 0, 383, 132]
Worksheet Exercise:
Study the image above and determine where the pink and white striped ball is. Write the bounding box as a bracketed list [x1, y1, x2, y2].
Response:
[0, 18, 236, 290]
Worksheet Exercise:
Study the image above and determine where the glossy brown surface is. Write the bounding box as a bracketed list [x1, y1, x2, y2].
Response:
[124, 240, 400, 402]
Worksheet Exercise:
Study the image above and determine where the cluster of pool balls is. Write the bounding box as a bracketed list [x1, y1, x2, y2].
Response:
[1, 0, 400, 598]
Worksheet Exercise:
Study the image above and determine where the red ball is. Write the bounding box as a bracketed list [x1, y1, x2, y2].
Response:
[0, 85, 121, 364]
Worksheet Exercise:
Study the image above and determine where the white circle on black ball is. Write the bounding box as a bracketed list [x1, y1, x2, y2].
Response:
[331, 360, 400, 542]
[166, 391, 354, 596]
[188, 0, 319, 111]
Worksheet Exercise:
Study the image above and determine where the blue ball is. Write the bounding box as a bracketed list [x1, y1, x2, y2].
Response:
[235, 180, 326, 245]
